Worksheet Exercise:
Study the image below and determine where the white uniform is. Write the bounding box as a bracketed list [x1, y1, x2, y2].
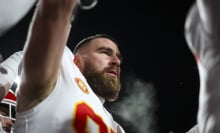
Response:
[186, 125, 199, 133]
[0, 0, 36, 36]
[14, 47, 125, 133]
[185, 2, 220, 133]
[0, 51, 23, 88]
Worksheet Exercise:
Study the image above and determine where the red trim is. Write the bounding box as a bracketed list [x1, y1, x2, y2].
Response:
[4, 90, 16, 102]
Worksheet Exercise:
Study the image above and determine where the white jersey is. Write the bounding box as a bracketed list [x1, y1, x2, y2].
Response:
[14, 47, 125, 133]
[0, 51, 23, 88]
[186, 125, 199, 133]
[0, 0, 36, 36]
[185, 3, 220, 133]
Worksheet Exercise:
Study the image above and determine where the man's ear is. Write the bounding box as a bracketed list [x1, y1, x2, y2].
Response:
[73, 55, 81, 68]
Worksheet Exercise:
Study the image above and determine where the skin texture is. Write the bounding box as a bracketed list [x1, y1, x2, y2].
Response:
[74, 37, 122, 101]
[0, 107, 14, 133]
[17, 0, 122, 112]
[17, 0, 78, 112]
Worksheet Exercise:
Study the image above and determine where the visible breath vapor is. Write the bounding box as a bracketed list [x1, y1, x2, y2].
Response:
[110, 75, 158, 133]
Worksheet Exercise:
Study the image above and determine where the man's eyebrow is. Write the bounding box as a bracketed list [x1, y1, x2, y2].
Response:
[96, 46, 123, 61]
[96, 46, 112, 51]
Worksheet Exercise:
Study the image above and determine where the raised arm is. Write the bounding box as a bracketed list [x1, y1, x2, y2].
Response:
[18, 0, 78, 111]
[0, 0, 36, 36]
[185, 0, 220, 133]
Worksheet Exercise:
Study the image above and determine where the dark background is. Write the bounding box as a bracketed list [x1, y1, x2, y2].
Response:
[0, 0, 200, 133]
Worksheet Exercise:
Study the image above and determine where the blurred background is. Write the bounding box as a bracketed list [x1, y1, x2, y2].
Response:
[0, 0, 199, 133]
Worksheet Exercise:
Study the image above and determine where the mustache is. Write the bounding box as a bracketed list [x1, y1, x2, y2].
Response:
[105, 66, 120, 72]
[104, 66, 120, 78]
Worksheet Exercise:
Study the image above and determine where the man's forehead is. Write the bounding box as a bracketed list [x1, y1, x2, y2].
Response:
[73, 34, 120, 54]
[91, 38, 119, 49]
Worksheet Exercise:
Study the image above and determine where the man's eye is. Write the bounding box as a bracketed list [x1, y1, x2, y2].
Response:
[101, 51, 110, 55]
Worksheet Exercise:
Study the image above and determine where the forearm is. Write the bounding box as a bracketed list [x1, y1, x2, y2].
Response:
[22, 0, 77, 87]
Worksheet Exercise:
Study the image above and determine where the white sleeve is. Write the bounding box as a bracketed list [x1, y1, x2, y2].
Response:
[0, 0, 36, 36]
[117, 125, 126, 133]
[185, 2, 220, 133]
[113, 121, 125, 133]
[186, 125, 199, 133]
[0, 51, 23, 88]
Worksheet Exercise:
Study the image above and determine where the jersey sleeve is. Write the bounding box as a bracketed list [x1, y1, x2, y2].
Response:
[186, 125, 199, 133]
[185, 3, 220, 133]
[0, 51, 23, 87]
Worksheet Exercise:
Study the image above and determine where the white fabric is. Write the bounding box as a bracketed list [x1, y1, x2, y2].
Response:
[0, 0, 36, 36]
[186, 125, 199, 133]
[14, 47, 125, 133]
[0, 51, 23, 88]
[185, 2, 220, 133]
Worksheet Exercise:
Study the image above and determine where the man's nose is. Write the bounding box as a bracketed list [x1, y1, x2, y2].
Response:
[110, 55, 121, 67]
[3, 118, 14, 127]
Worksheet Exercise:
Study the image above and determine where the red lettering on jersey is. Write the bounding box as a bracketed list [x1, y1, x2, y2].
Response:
[73, 102, 115, 133]
[110, 128, 115, 133]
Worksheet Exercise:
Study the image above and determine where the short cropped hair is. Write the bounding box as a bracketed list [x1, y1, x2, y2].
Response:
[73, 34, 120, 54]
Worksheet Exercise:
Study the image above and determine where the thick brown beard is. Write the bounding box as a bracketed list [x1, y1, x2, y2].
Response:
[82, 62, 121, 101]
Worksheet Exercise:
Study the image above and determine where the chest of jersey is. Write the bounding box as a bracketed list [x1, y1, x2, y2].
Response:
[55, 72, 118, 133]
[15, 47, 122, 133]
